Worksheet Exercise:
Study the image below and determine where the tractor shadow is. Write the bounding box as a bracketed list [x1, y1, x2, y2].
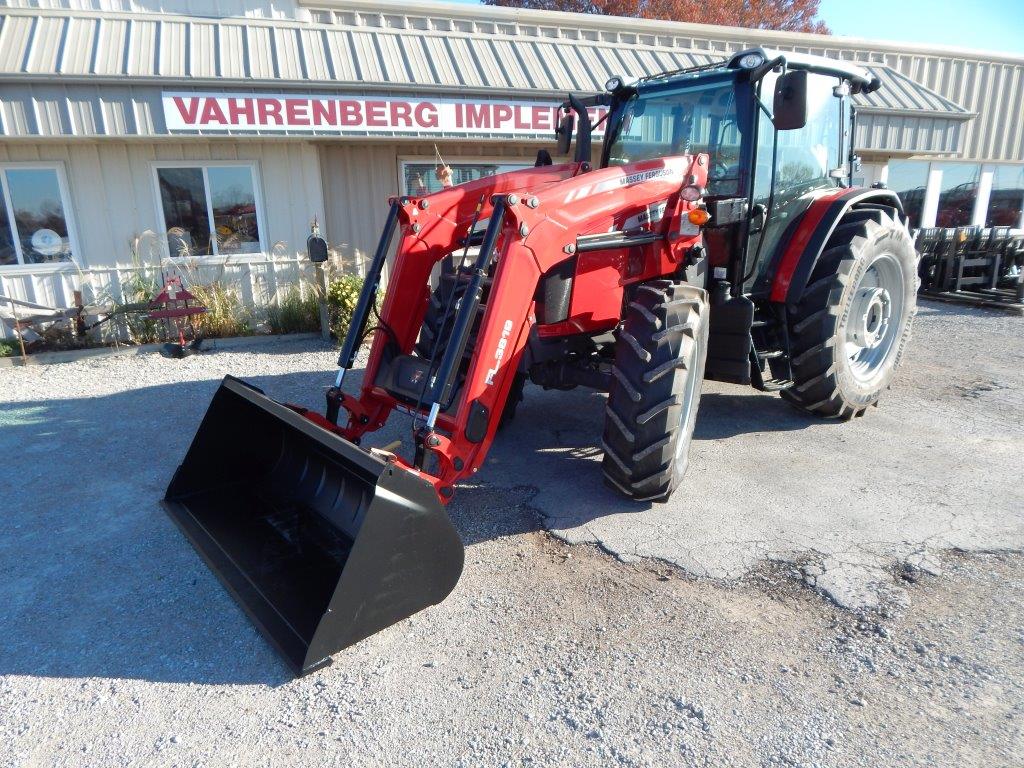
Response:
[694, 390, 816, 440]
[0, 367, 331, 687]
[0, 347, 812, 685]
[458, 382, 816, 538]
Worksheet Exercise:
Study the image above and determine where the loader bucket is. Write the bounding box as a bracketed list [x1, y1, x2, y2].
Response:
[162, 376, 464, 676]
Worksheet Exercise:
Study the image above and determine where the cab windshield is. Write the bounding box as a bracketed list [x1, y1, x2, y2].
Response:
[606, 78, 745, 196]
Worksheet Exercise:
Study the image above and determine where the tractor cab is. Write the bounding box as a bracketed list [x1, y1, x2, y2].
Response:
[564, 48, 880, 296]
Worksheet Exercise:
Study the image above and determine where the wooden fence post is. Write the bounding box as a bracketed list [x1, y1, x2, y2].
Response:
[314, 261, 330, 341]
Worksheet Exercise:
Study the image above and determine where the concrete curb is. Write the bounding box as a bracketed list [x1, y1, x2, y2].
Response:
[0, 332, 327, 368]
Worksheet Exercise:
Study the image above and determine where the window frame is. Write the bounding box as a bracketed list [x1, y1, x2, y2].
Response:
[397, 156, 533, 198]
[0, 161, 82, 272]
[604, 74, 746, 190]
[982, 161, 1024, 229]
[151, 160, 268, 259]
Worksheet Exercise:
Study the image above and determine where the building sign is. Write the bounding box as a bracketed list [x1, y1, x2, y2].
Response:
[163, 92, 607, 137]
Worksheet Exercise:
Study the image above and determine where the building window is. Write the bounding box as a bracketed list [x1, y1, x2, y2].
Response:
[0, 166, 77, 267]
[933, 162, 980, 228]
[887, 160, 929, 229]
[987, 165, 1024, 228]
[156, 164, 263, 257]
[401, 160, 530, 197]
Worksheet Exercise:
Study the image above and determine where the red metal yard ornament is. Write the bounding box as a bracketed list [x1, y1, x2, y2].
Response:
[148, 277, 207, 358]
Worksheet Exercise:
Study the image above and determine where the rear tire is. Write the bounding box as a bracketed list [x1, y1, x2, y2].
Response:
[601, 280, 709, 502]
[782, 207, 917, 418]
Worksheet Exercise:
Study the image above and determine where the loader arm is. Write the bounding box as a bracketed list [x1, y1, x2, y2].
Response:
[332, 161, 586, 437]
[334, 154, 709, 502]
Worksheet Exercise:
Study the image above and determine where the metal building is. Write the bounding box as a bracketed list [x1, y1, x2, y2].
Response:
[0, 0, 1021, 313]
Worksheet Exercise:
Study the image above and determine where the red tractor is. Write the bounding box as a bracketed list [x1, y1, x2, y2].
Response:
[165, 48, 918, 674]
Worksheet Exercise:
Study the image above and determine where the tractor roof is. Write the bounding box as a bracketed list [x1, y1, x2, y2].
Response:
[730, 48, 881, 93]
[635, 47, 881, 95]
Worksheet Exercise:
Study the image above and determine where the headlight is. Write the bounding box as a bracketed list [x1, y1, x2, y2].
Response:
[605, 76, 623, 92]
[680, 184, 703, 202]
[738, 53, 764, 69]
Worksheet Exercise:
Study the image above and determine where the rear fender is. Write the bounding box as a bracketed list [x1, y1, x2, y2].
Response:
[768, 188, 905, 305]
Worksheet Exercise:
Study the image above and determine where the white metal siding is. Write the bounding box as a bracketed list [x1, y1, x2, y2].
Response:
[318, 140, 547, 275]
[0, 139, 326, 313]
[0, 140, 325, 273]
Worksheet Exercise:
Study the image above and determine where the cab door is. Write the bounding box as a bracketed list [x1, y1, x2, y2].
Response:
[744, 71, 850, 294]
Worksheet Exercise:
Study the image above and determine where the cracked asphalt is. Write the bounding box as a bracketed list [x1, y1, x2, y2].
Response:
[485, 300, 1024, 609]
[1, 299, 1022, 766]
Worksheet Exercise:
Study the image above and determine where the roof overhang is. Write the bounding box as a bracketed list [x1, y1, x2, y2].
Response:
[0, 7, 974, 157]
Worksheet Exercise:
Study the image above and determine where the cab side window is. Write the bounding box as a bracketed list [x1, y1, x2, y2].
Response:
[754, 72, 844, 199]
[747, 72, 845, 290]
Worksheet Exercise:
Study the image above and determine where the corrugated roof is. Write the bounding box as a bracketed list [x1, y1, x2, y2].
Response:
[860, 65, 971, 116]
[0, 7, 971, 119]
[0, 6, 973, 157]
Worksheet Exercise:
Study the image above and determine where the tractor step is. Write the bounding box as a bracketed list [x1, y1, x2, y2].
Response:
[748, 301, 793, 390]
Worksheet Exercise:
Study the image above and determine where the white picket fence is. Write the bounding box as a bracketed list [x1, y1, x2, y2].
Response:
[0, 254, 349, 341]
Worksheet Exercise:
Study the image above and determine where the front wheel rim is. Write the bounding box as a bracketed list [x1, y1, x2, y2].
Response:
[843, 253, 905, 386]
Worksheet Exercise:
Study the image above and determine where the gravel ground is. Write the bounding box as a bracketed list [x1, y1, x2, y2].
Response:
[1, 302, 1022, 766]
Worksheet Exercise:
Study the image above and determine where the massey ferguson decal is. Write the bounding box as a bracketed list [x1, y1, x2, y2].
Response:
[562, 160, 688, 204]
[163, 92, 608, 137]
[617, 168, 676, 187]
[622, 201, 668, 231]
[485, 320, 515, 385]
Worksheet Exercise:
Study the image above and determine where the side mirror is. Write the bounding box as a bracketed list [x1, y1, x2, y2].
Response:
[773, 70, 808, 131]
[556, 111, 575, 155]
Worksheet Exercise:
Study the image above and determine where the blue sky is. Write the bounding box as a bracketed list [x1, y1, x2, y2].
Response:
[443, 0, 1024, 55]
[819, 0, 1024, 55]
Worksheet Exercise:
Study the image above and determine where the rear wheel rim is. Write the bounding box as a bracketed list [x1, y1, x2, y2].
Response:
[843, 252, 905, 386]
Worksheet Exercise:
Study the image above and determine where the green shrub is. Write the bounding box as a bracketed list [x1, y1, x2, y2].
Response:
[265, 288, 320, 335]
[117, 270, 162, 344]
[326, 274, 364, 340]
[190, 281, 251, 338]
[0, 340, 19, 357]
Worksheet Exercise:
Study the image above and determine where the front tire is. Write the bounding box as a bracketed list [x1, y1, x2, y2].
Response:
[601, 280, 709, 502]
[783, 208, 917, 418]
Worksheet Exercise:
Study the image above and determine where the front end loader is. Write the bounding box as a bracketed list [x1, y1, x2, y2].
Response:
[164, 48, 918, 674]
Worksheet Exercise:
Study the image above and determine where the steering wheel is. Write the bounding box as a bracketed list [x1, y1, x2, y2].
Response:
[711, 159, 732, 179]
